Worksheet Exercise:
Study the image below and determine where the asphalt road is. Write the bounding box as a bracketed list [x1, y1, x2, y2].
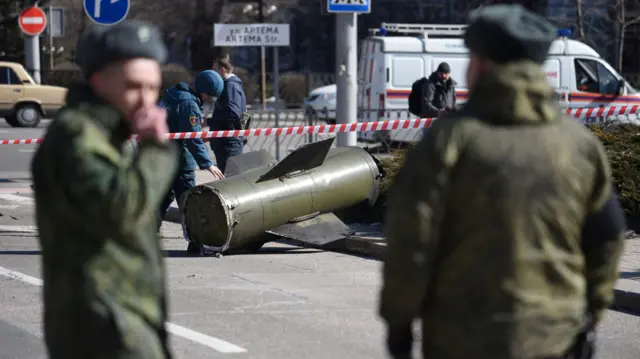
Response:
[0, 119, 638, 359]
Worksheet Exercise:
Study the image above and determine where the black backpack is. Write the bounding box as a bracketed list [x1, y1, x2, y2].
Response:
[408, 77, 428, 116]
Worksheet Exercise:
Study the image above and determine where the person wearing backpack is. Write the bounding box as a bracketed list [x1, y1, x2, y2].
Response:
[408, 62, 457, 119]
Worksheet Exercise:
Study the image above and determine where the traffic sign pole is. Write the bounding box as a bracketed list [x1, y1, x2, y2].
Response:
[328, 0, 371, 147]
[24, 37, 41, 84]
[335, 13, 358, 147]
[19, 5, 48, 84]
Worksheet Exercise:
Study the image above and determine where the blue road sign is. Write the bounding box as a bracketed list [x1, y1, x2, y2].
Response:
[84, 0, 129, 25]
[327, 0, 371, 14]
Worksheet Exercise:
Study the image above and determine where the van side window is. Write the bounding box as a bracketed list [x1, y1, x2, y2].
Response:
[574, 59, 619, 95]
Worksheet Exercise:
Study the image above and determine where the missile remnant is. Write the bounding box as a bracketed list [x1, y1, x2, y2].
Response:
[182, 137, 384, 254]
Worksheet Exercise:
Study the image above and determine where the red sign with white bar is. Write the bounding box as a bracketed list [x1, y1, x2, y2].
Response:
[18, 6, 47, 36]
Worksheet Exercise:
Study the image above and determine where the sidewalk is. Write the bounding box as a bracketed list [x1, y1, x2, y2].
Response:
[343, 230, 640, 315]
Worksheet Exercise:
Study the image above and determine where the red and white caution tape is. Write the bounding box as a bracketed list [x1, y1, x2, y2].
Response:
[1, 105, 638, 145]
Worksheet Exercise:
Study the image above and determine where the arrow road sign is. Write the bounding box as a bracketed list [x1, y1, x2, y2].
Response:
[18, 6, 48, 36]
[327, 0, 371, 13]
[84, 0, 129, 25]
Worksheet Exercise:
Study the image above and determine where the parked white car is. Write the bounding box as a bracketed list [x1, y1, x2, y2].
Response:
[304, 84, 336, 124]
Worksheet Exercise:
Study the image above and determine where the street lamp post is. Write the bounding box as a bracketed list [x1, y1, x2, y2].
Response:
[243, 2, 278, 110]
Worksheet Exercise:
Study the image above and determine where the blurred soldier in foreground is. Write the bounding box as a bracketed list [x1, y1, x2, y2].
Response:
[380, 5, 626, 359]
[159, 70, 225, 254]
[31, 21, 177, 359]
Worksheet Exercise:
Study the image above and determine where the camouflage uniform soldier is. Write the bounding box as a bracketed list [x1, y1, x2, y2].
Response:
[31, 21, 178, 359]
[380, 5, 626, 359]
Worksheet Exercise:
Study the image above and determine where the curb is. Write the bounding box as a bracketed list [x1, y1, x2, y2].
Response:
[342, 237, 640, 315]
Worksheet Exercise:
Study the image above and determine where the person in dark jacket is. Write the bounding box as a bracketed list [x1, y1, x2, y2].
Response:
[422, 62, 457, 118]
[209, 56, 247, 173]
[160, 70, 225, 253]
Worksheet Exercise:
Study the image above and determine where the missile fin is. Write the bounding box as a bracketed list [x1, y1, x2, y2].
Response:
[267, 212, 354, 248]
[256, 137, 335, 183]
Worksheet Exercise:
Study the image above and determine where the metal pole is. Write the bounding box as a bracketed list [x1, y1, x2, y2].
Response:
[24, 36, 41, 84]
[273, 46, 280, 160]
[335, 13, 357, 147]
[48, 4, 53, 69]
[260, 46, 267, 110]
[258, 0, 267, 110]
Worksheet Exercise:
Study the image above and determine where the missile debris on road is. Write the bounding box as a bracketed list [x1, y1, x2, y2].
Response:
[183, 137, 385, 254]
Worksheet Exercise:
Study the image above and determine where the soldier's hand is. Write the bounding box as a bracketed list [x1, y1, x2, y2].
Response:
[207, 165, 225, 180]
[132, 106, 168, 142]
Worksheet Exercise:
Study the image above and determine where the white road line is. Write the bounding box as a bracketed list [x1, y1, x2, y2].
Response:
[0, 265, 247, 353]
[18, 149, 36, 153]
[0, 225, 38, 233]
[0, 194, 33, 203]
[166, 323, 246, 353]
[0, 188, 33, 194]
[0, 266, 43, 286]
[0, 205, 19, 209]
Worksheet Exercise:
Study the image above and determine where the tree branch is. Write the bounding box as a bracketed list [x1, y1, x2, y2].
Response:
[626, 15, 640, 26]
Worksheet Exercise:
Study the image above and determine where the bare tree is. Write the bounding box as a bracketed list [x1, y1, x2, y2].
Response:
[611, 0, 640, 72]
[575, 0, 586, 41]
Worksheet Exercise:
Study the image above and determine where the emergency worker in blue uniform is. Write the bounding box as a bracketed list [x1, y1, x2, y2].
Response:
[159, 70, 225, 252]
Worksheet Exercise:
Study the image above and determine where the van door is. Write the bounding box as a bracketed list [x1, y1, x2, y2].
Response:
[569, 57, 633, 109]
[387, 53, 425, 119]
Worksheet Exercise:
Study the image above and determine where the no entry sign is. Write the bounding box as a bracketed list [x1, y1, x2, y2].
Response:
[18, 6, 47, 36]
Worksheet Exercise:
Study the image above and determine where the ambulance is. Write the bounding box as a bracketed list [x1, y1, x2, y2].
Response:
[357, 23, 640, 143]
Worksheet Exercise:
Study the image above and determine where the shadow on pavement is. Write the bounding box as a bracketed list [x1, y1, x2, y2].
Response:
[164, 245, 321, 258]
[0, 250, 40, 255]
[620, 271, 640, 280]
[0, 178, 32, 183]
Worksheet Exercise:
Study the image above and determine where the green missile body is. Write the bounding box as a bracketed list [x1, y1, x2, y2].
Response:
[183, 137, 384, 253]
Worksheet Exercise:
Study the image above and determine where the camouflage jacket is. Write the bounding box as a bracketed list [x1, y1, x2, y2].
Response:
[380, 61, 625, 359]
[31, 85, 178, 359]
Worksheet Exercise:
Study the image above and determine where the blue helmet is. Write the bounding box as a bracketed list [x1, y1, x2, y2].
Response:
[194, 70, 224, 97]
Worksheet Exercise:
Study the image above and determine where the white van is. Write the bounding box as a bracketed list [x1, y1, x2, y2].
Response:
[304, 84, 337, 124]
[357, 23, 640, 143]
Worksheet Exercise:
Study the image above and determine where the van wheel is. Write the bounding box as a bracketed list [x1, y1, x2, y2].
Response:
[5, 114, 20, 127]
[14, 103, 42, 127]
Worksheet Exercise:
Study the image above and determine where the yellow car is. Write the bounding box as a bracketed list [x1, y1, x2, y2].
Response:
[0, 61, 67, 127]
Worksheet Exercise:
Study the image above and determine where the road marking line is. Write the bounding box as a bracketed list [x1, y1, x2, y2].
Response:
[0, 225, 38, 233]
[165, 323, 246, 353]
[0, 205, 19, 209]
[0, 194, 33, 203]
[0, 266, 43, 286]
[0, 265, 248, 353]
[0, 188, 33, 193]
[18, 149, 36, 153]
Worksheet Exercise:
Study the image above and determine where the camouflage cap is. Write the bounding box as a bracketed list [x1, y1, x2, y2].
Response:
[464, 4, 557, 64]
[75, 20, 168, 78]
